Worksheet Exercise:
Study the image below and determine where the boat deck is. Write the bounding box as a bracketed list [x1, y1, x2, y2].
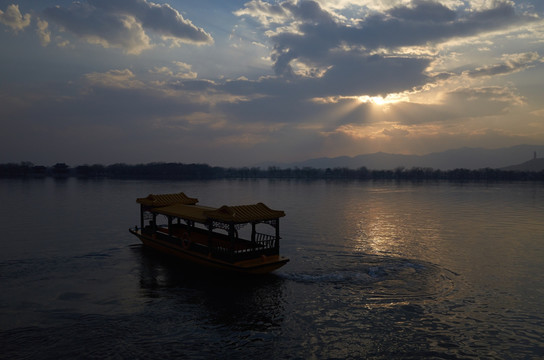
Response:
[154, 224, 265, 251]
[145, 223, 277, 261]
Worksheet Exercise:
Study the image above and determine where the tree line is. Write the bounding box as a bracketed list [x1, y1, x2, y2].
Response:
[1, 161, 543, 181]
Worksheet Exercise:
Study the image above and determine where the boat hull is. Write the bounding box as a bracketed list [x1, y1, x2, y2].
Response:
[129, 229, 289, 274]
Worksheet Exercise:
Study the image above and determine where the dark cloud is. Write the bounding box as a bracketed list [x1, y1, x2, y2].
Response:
[217, 94, 320, 126]
[256, 0, 536, 79]
[221, 52, 431, 100]
[365, 1, 523, 49]
[388, 1, 456, 23]
[282, 0, 335, 24]
[307, 54, 431, 97]
[43, 0, 212, 53]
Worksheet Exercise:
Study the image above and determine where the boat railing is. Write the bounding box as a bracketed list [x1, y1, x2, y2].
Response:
[208, 231, 277, 259]
[254, 232, 276, 249]
[145, 223, 279, 260]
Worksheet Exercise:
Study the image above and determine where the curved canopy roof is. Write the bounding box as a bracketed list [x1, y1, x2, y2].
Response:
[137, 192, 198, 207]
[138, 192, 285, 223]
[205, 203, 285, 223]
[152, 204, 215, 222]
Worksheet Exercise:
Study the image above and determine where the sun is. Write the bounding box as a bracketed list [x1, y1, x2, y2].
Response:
[358, 95, 382, 105]
[357, 93, 409, 106]
[371, 96, 386, 105]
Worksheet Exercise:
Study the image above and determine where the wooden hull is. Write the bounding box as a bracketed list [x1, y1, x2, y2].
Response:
[129, 229, 289, 274]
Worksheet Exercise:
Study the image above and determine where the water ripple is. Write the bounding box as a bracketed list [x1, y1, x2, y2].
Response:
[279, 254, 457, 304]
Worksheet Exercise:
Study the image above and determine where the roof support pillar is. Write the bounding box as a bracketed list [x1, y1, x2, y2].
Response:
[275, 219, 280, 251]
[229, 222, 235, 256]
[251, 222, 256, 243]
[140, 205, 144, 230]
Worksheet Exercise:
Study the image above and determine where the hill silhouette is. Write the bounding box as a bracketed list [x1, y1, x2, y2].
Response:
[501, 158, 544, 172]
[259, 145, 544, 170]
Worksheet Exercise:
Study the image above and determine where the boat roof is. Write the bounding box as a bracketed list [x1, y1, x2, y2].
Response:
[152, 204, 216, 222]
[149, 201, 285, 224]
[205, 203, 285, 223]
[137, 192, 199, 207]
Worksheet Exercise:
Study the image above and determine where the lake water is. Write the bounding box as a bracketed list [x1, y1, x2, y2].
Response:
[1, 178, 543, 359]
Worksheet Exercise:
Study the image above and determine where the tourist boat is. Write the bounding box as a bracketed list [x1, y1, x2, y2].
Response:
[129, 192, 289, 274]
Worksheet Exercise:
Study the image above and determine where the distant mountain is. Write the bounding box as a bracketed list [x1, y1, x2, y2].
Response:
[259, 145, 544, 170]
[501, 158, 544, 172]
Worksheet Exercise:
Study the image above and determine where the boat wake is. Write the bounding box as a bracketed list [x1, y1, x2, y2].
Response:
[278, 254, 457, 304]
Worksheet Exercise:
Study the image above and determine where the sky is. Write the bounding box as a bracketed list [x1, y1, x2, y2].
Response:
[1, 0, 543, 167]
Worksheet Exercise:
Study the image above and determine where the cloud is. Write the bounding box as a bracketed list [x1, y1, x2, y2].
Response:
[303, 53, 431, 97]
[83, 69, 145, 89]
[388, 1, 457, 22]
[0, 4, 31, 33]
[447, 85, 525, 109]
[237, 0, 536, 81]
[233, 1, 290, 26]
[1, 68, 210, 130]
[369, 84, 526, 128]
[87, 0, 213, 44]
[383, 127, 410, 137]
[151, 61, 198, 79]
[36, 18, 51, 46]
[465, 52, 542, 78]
[218, 52, 432, 102]
[357, 1, 531, 49]
[43, 3, 152, 54]
[43, 0, 213, 54]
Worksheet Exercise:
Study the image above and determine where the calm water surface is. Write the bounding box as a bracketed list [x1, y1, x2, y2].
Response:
[1, 178, 543, 359]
